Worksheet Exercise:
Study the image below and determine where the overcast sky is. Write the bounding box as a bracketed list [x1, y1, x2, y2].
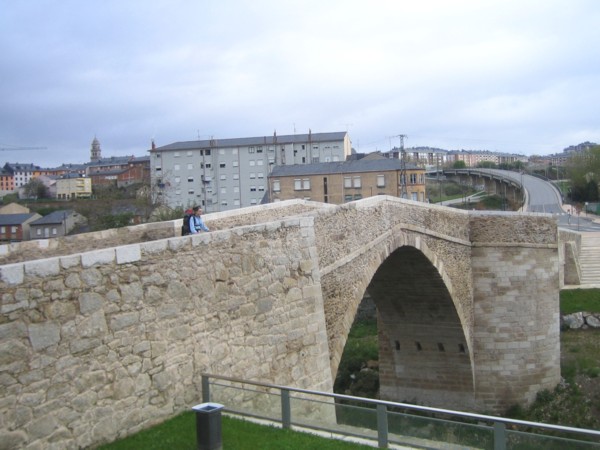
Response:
[1, 0, 599, 167]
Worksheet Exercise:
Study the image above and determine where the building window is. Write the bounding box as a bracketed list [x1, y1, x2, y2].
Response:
[219, 149, 225, 155]
[155, 167, 162, 172]
[249, 160, 256, 166]
[377, 174, 385, 187]
[36, 228, 41, 236]
[220, 174, 227, 180]
[233, 161, 239, 167]
[188, 177, 194, 182]
[353, 176, 361, 188]
[187, 151, 193, 156]
[175, 176, 181, 183]
[410, 173, 417, 184]
[221, 187, 227, 194]
[273, 180, 281, 192]
[257, 160, 263, 166]
[188, 190, 194, 194]
[257, 147, 263, 153]
[187, 164, 193, 170]
[174, 152, 180, 157]
[249, 147, 255, 153]
[250, 173, 256, 179]
[234, 186, 240, 193]
[250, 186, 256, 192]
[250, 199, 257, 205]
[174, 164, 180, 171]
[303, 178, 310, 190]
[354, 194, 362, 200]
[52, 227, 57, 235]
[258, 186, 265, 192]
[221, 200, 228, 206]
[220, 163, 226, 168]
[234, 199, 240, 206]
[257, 172, 264, 178]
[294, 179, 301, 190]
[205, 163, 211, 169]
[344, 177, 352, 188]
[205, 149, 211, 156]
[312, 157, 319, 163]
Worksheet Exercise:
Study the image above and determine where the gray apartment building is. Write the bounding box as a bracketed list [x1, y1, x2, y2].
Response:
[149, 131, 351, 212]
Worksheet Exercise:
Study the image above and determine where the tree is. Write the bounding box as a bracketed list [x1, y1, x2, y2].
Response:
[21, 178, 49, 199]
[452, 160, 467, 169]
[566, 145, 600, 202]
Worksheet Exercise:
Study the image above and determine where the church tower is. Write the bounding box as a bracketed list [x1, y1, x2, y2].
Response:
[90, 136, 101, 162]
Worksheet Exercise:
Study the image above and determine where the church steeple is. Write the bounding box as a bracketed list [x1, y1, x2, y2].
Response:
[91, 136, 101, 162]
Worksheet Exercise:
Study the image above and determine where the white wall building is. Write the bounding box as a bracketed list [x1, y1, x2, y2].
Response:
[149, 131, 351, 212]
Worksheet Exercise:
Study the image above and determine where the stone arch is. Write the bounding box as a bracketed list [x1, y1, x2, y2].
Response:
[323, 224, 476, 410]
[368, 244, 475, 409]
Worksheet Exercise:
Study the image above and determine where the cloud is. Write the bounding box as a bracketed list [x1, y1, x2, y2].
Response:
[1, 0, 599, 167]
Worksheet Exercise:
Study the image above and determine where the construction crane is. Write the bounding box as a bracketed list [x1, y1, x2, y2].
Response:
[0, 145, 47, 151]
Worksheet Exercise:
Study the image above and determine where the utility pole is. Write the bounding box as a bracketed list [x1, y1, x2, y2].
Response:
[396, 134, 408, 198]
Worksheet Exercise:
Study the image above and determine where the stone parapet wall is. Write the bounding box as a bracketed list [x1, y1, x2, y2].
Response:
[0, 216, 332, 449]
[0, 200, 323, 266]
[558, 229, 582, 286]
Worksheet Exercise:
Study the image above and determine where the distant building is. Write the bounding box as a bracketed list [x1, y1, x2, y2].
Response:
[446, 150, 527, 167]
[0, 202, 29, 214]
[29, 210, 78, 239]
[0, 212, 42, 242]
[381, 147, 450, 168]
[268, 153, 427, 204]
[56, 174, 92, 199]
[87, 155, 150, 187]
[150, 131, 352, 211]
[91, 136, 102, 162]
[2, 162, 42, 188]
[0, 167, 15, 195]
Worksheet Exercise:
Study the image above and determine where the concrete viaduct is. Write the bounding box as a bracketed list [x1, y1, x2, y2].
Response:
[0, 197, 560, 449]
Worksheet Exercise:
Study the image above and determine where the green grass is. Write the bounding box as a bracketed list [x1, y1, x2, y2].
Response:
[98, 413, 373, 450]
[560, 288, 600, 314]
[334, 318, 379, 397]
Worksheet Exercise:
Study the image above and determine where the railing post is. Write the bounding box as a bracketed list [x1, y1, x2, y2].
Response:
[281, 388, 291, 429]
[494, 421, 506, 450]
[377, 404, 388, 448]
[202, 375, 210, 403]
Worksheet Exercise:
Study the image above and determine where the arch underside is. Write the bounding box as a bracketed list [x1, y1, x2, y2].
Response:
[368, 246, 475, 409]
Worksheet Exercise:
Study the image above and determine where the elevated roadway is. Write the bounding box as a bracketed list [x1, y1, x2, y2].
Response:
[440, 168, 600, 232]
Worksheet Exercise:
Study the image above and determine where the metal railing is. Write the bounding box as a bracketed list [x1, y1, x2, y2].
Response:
[201, 373, 600, 449]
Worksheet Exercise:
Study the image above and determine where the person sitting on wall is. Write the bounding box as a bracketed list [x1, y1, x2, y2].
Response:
[189, 206, 210, 234]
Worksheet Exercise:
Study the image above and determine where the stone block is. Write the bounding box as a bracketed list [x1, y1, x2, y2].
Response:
[81, 249, 115, 268]
[116, 245, 141, 264]
[28, 322, 60, 351]
[0, 263, 24, 285]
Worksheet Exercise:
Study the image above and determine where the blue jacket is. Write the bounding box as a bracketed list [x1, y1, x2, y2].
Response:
[189, 214, 209, 233]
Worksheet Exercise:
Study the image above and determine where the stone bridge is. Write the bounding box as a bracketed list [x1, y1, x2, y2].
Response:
[0, 197, 560, 449]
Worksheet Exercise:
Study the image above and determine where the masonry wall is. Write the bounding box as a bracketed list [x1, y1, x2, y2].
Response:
[0, 217, 332, 450]
[470, 213, 561, 411]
